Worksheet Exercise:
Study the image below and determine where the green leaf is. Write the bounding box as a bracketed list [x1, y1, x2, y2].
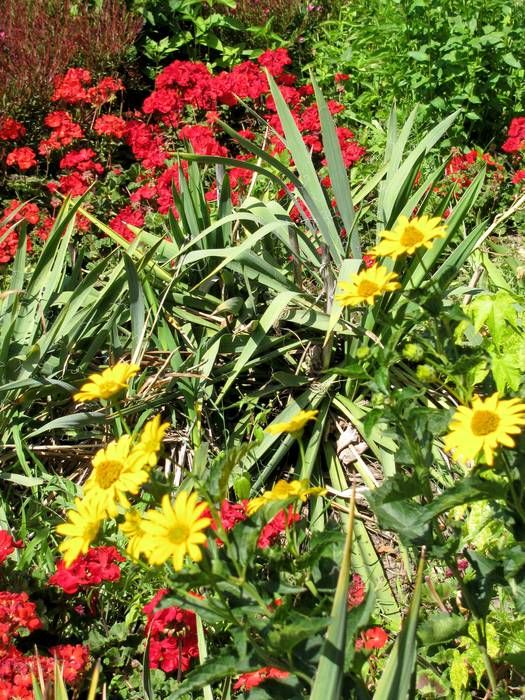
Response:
[310, 485, 357, 699]
[373, 553, 426, 700]
[167, 655, 241, 699]
[312, 75, 359, 257]
[265, 72, 344, 266]
[417, 613, 468, 647]
[503, 52, 521, 68]
[217, 290, 299, 401]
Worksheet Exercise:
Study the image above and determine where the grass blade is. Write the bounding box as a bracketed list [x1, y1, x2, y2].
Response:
[373, 552, 426, 700]
[310, 483, 357, 699]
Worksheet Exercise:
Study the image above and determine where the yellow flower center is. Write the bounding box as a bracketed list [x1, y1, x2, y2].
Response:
[400, 225, 424, 248]
[168, 523, 190, 545]
[470, 410, 500, 436]
[99, 380, 123, 398]
[357, 280, 379, 298]
[96, 459, 124, 489]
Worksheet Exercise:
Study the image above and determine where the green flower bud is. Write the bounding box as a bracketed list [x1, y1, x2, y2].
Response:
[416, 364, 437, 383]
[356, 346, 370, 360]
[402, 342, 424, 362]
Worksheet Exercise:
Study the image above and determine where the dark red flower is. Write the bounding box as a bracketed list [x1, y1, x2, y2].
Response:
[347, 573, 366, 609]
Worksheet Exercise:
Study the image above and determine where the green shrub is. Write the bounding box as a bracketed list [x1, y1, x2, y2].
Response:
[303, 0, 525, 145]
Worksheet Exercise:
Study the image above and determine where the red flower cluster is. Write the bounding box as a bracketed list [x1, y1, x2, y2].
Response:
[49, 546, 125, 594]
[355, 626, 389, 651]
[0, 642, 89, 699]
[0, 50, 369, 260]
[5, 146, 37, 171]
[52, 67, 123, 107]
[109, 205, 145, 242]
[0, 117, 26, 141]
[49, 643, 90, 684]
[143, 590, 199, 674]
[233, 666, 290, 692]
[502, 117, 525, 154]
[0, 200, 39, 263]
[445, 148, 503, 190]
[209, 499, 301, 549]
[0, 531, 23, 565]
[0, 591, 41, 645]
[512, 169, 525, 185]
[347, 573, 366, 609]
[39, 111, 84, 155]
[94, 114, 127, 139]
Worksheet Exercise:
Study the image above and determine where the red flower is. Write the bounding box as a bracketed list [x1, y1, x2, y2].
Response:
[51, 68, 92, 104]
[502, 117, 525, 153]
[59, 148, 103, 174]
[49, 546, 125, 594]
[40, 111, 83, 153]
[179, 124, 228, 157]
[512, 169, 525, 185]
[335, 73, 350, 82]
[233, 666, 290, 691]
[257, 506, 300, 548]
[355, 626, 388, 651]
[257, 48, 292, 78]
[0, 228, 31, 264]
[3, 200, 40, 225]
[362, 254, 376, 268]
[5, 147, 37, 171]
[87, 77, 123, 107]
[0, 591, 42, 645]
[347, 573, 366, 609]
[94, 114, 127, 139]
[34, 216, 55, 241]
[125, 120, 166, 169]
[0, 532, 23, 565]
[0, 117, 26, 141]
[143, 88, 182, 116]
[143, 590, 199, 674]
[54, 171, 90, 196]
[109, 205, 145, 241]
[49, 644, 89, 683]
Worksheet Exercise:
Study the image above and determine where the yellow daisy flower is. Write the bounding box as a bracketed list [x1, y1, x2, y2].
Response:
[119, 508, 147, 560]
[133, 415, 170, 468]
[266, 409, 319, 435]
[335, 265, 400, 307]
[369, 215, 446, 260]
[56, 496, 106, 567]
[444, 392, 525, 466]
[73, 362, 140, 403]
[247, 479, 327, 516]
[84, 435, 151, 516]
[140, 492, 211, 571]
